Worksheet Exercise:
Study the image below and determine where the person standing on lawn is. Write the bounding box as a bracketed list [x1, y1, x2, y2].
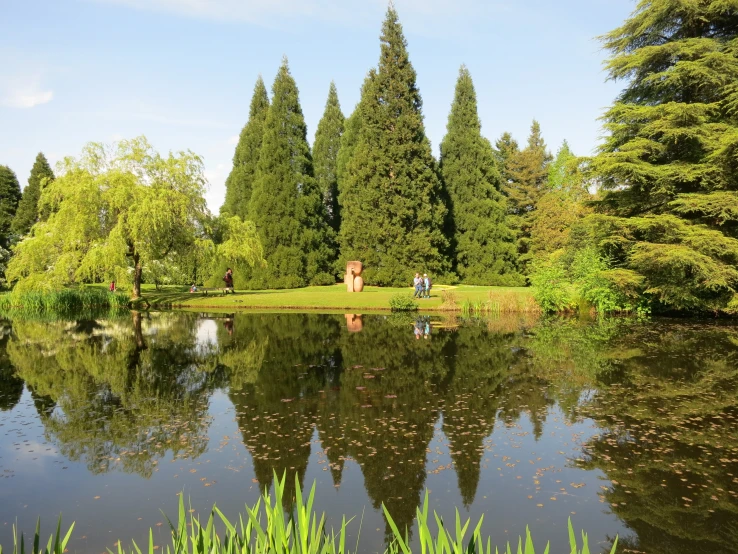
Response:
[223, 268, 234, 294]
[413, 273, 423, 298]
[423, 274, 432, 299]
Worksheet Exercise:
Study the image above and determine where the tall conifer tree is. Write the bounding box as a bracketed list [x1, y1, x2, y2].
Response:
[313, 82, 345, 233]
[339, 7, 449, 286]
[248, 59, 334, 289]
[222, 77, 269, 219]
[12, 153, 54, 236]
[439, 66, 521, 285]
[589, 0, 738, 313]
[501, 121, 552, 276]
[494, 132, 519, 187]
[0, 165, 22, 249]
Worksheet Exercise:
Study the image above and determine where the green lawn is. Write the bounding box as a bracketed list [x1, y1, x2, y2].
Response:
[131, 283, 533, 311]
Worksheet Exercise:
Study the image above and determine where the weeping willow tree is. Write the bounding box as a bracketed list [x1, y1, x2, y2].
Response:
[589, 0, 738, 313]
[6, 138, 264, 297]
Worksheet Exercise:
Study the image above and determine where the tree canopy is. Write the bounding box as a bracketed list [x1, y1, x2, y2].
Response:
[248, 59, 335, 289]
[222, 77, 270, 220]
[589, 0, 738, 313]
[6, 138, 263, 297]
[338, 7, 449, 286]
[12, 152, 54, 237]
[0, 165, 22, 250]
[439, 66, 521, 285]
[500, 121, 552, 276]
[313, 82, 345, 233]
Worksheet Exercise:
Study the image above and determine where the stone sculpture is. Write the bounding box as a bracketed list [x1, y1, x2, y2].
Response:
[344, 261, 364, 293]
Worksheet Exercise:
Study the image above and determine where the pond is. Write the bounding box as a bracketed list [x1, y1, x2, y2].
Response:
[0, 312, 737, 553]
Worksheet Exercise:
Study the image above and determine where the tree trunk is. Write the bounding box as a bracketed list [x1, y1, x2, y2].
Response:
[132, 252, 142, 299]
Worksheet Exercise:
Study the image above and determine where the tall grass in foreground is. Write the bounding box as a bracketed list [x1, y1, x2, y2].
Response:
[2, 474, 617, 554]
[0, 289, 129, 315]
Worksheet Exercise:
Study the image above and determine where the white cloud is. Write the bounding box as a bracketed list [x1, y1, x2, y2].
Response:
[228, 135, 239, 145]
[1, 75, 54, 108]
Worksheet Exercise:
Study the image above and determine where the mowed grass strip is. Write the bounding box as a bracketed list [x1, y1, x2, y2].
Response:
[131, 283, 533, 311]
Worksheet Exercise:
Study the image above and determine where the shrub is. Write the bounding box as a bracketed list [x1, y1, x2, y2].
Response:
[389, 293, 419, 312]
[440, 289, 459, 311]
[530, 261, 576, 313]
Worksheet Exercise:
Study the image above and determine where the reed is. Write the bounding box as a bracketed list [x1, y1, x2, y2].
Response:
[0, 289, 129, 315]
[2, 475, 617, 554]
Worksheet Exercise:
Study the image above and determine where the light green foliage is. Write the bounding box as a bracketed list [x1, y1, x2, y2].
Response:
[5, 475, 616, 554]
[570, 246, 633, 313]
[313, 82, 345, 233]
[530, 260, 575, 313]
[384, 492, 616, 554]
[221, 77, 269, 219]
[589, 0, 738, 313]
[338, 8, 450, 286]
[0, 165, 22, 250]
[439, 66, 521, 286]
[5, 138, 262, 298]
[12, 153, 54, 237]
[531, 142, 591, 257]
[389, 293, 419, 311]
[248, 59, 335, 289]
[531, 246, 640, 314]
[500, 122, 552, 276]
[0, 288, 128, 314]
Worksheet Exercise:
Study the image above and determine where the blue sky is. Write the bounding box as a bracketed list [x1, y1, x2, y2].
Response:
[1, 0, 633, 212]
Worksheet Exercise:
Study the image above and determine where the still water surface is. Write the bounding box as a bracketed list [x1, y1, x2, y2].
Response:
[1, 312, 737, 553]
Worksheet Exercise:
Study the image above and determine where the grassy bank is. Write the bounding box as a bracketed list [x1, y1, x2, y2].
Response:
[3, 475, 616, 554]
[130, 284, 536, 312]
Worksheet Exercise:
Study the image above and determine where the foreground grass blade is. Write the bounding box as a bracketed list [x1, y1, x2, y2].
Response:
[4, 477, 618, 554]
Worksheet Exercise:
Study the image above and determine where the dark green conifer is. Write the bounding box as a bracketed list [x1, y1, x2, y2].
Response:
[222, 77, 269, 219]
[494, 132, 519, 187]
[501, 121, 552, 276]
[313, 82, 345, 233]
[339, 7, 449, 286]
[439, 66, 521, 285]
[590, 0, 738, 313]
[12, 153, 54, 236]
[0, 165, 22, 249]
[248, 59, 335, 289]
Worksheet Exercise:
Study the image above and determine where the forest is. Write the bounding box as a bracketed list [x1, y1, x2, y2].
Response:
[1, 0, 737, 315]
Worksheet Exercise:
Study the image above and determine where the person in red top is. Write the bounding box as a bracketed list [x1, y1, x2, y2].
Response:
[223, 268, 234, 294]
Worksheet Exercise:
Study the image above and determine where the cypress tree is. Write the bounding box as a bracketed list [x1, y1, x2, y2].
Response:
[248, 58, 335, 289]
[501, 121, 552, 276]
[313, 82, 345, 233]
[439, 66, 521, 285]
[12, 153, 54, 236]
[339, 7, 449, 286]
[0, 165, 22, 249]
[222, 77, 269, 219]
[588, 0, 738, 313]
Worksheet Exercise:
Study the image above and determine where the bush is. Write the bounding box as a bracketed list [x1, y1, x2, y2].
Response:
[530, 261, 576, 313]
[389, 293, 419, 312]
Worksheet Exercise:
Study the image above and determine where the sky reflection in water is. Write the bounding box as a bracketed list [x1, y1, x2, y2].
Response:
[1, 312, 737, 554]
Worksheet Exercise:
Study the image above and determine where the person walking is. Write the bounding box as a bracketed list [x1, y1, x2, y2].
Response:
[223, 268, 234, 294]
[423, 274, 432, 299]
[413, 273, 423, 298]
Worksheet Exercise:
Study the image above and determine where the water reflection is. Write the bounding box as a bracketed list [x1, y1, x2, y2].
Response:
[0, 313, 737, 553]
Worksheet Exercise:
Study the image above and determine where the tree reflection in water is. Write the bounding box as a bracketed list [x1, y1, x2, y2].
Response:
[1, 312, 738, 552]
